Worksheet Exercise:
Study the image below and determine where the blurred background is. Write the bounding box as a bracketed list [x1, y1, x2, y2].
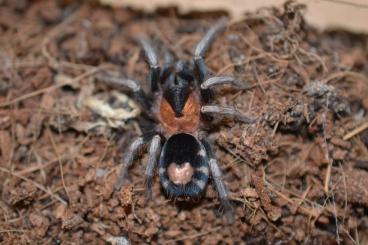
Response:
[100, 0, 368, 32]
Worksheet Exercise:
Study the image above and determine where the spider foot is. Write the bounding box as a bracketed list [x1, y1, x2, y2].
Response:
[114, 170, 129, 191]
[223, 199, 235, 224]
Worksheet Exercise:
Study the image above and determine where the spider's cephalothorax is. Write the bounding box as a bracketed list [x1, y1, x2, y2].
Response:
[99, 18, 253, 222]
[157, 61, 201, 137]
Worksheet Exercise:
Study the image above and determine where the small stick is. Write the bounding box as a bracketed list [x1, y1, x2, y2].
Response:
[343, 121, 368, 140]
[0, 167, 67, 206]
[163, 226, 222, 244]
[324, 159, 333, 194]
[15, 154, 70, 175]
[0, 229, 26, 233]
[46, 129, 71, 204]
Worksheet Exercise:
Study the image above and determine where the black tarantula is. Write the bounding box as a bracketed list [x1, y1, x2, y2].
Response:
[99, 18, 253, 221]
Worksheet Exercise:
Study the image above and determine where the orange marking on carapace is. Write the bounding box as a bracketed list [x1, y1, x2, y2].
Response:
[159, 92, 200, 136]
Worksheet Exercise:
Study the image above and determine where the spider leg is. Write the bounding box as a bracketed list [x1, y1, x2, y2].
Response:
[201, 139, 234, 223]
[201, 105, 255, 123]
[144, 135, 162, 199]
[137, 38, 160, 92]
[201, 76, 251, 90]
[114, 136, 150, 191]
[96, 74, 151, 111]
[193, 18, 228, 83]
[160, 50, 174, 82]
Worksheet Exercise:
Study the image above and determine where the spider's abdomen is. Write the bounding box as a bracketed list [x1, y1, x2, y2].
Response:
[158, 92, 200, 136]
[158, 133, 209, 198]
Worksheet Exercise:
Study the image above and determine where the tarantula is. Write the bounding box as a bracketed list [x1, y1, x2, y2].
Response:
[98, 18, 253, 221]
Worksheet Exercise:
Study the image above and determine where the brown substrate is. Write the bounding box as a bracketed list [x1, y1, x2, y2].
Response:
[1, 0, 368, 244]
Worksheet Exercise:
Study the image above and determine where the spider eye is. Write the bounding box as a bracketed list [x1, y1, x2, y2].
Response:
[176, 61, 194, 81]
[159, 133, 209, 198]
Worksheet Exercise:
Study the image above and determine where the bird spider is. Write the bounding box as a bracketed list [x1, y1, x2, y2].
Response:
[98, 18, 253, 222]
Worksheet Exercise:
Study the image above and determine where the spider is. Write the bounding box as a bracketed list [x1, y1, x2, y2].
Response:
[98, 18, 253, 222]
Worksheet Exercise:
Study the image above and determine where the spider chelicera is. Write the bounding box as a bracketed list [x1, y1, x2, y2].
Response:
[98, 18, 253, 222]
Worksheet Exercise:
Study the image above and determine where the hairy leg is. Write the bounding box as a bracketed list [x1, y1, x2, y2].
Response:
[137, 38, 160, 92]
[96, 74, 151, 110]
[193, 18, 228, 83]
[144, 135, 162, 199]
[114, 136, 150, 190]
[160, 50, 174, 82]
[201, 105, 255, 123]
[201, 139, 234, 223]
[201, 75, 250, 90]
